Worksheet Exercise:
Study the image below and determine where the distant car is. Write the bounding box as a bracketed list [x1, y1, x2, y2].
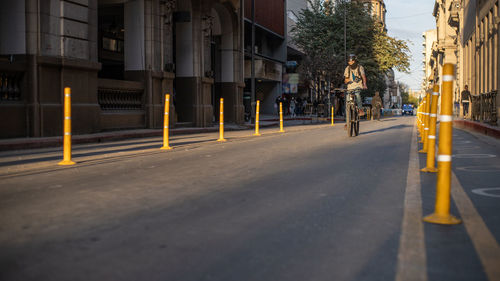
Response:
[402, 104, 414, 115]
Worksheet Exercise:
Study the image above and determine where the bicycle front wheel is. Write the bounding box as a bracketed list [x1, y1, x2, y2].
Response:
[347, 105, 354, 137]
[346, 105, 351, 137]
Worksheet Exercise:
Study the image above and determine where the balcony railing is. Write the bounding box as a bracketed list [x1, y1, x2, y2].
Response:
[0, 71, 24, 101]
[97, 79, 144, 111]
[471, 91, 497, 125]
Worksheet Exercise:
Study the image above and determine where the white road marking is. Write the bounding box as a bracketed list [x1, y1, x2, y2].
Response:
[395, 122, 427, 281]
[451, 173, 500, 281]
[471, 188, 500, 198]
[456, 166, 500, 172]
[453, 154, 497, 159]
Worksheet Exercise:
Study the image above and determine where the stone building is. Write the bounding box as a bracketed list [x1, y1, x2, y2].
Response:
[432, 0, 499, 121]
[422, 29, 437, 91]
[0, 0, 245, 138]
[432, 0, 459, 87]
[458, 0, 499, 121]
[355, 0, 387, 30]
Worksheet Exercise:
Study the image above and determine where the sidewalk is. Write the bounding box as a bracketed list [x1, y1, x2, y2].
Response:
[454, 119, 500, 139]
[0, 125, 243, 152]
[0, 115, 341, 151]
[0, 121, 337, 178]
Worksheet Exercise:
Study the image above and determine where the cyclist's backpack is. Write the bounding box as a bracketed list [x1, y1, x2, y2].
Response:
[349, 66, 362, 83]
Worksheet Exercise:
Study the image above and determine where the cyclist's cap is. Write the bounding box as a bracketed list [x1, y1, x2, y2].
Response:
[348, 54, 357, 61]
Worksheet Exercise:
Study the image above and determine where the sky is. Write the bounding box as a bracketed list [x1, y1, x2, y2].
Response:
[385, 0, 436, 92]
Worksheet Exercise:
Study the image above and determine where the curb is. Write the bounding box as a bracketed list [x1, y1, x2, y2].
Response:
[453, 119, 500, 139]
[0, 118, 349, 152]
[0, 127, 247, 152]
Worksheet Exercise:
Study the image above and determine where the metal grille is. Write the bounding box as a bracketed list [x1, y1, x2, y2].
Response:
[0, 72, 23, 101]
[471, 90, 497, 125]
[98, 88, 143, 110]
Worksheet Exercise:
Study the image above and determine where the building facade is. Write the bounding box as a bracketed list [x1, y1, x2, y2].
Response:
[0, 0, 245, 138]
[459, 0, 498, 122]
[356, 0, 387, 30]
[431, 0, 499, 122]
[422, 29, 437, 91]
[243, 0, 286, 115]
[285, 0, 307, 101]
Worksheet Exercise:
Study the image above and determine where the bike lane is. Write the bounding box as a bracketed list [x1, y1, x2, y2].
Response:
[417, 127, 500, 281]
[451, 128, 500, 280]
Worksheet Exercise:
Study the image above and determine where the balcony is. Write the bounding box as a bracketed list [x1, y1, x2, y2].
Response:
[448, 0, 460, 29]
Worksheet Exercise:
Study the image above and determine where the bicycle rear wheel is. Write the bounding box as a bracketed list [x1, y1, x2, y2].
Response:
[346, 105, 353, 137]
[354, 106, 360, 136]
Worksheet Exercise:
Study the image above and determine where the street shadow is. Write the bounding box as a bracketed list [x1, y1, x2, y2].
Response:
[6, 134, 208, 158]
[0, 138, 216, 168]
[360, 124, 411, 136]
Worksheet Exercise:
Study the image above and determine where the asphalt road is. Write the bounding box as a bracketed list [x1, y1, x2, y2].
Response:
[0, 117, 498, 281]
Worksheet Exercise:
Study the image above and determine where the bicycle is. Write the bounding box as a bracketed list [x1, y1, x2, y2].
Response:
[333, 88, 360, 137]
[345, 90, 360, 137]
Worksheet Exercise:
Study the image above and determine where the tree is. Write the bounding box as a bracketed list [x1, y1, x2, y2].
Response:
[291, 0, 339, 99]
[399, 82, 418, 106]
[291, 0, 411, 98]
[373, 28, 411, 73]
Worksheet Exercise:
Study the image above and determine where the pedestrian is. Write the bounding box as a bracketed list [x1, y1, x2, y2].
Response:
[371, 91, 383, 121]
[461, 85, 471, 118]
[290, 98, 296, 118]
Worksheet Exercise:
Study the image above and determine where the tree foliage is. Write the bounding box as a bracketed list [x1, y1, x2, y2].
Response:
[290, 0, 411, 97]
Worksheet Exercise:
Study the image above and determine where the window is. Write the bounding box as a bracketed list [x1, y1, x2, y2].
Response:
[98, 4, 125, 80]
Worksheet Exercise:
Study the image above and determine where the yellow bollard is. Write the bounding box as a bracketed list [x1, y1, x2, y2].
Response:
[419, 94, 430, 148]
[217, 98, 226, 142]
[419, 100, 425, 134]
[422, 92, 432, 152]
[416, 104, 420, 133]
[254, 100, 261, 136]
[331, 106, 335, 126]
[421, 85, 440, 172]
[58, 87, 76, 166]
[161, 94, 172, 150]
[418, 99, 426, 143]
[423, 64, 461, 225]
[279, 102, 285, 133]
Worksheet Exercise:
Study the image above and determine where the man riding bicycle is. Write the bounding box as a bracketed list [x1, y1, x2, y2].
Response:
[343, 54, 367, 116]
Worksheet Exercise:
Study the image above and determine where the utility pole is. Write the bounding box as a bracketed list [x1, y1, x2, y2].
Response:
[251, 0, 256, 123]
[344, 0, 347, 66]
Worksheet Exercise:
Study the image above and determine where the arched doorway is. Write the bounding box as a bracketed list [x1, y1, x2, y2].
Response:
[174, 0, 243, 126]
[209, 2, 243, 124]
[209, 3, 235, 121]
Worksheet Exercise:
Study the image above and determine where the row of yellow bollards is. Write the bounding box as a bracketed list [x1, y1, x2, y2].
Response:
[418, 63, 461, 225]
[58, 95, 291, 165]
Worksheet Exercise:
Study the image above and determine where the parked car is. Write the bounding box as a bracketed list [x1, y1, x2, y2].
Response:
[402, 104, 414, 115]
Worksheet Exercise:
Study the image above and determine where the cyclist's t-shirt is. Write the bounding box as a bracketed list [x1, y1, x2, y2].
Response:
[344, 65, 365, 90]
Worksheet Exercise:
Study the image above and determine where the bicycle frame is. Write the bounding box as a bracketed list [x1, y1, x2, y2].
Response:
[345, 91, 360, 137]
